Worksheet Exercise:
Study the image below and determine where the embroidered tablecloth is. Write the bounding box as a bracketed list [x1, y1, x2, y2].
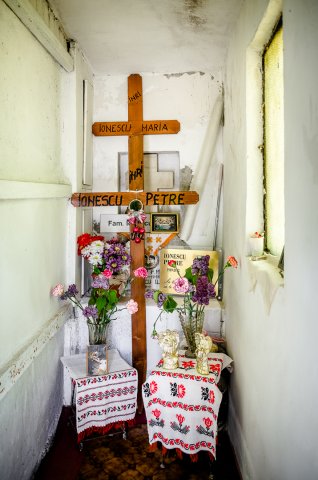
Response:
[142, 352, 232, 459]
[61, 349, 138, 442]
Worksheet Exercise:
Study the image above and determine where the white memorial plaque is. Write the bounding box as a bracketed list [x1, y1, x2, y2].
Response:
[100, 214, 151, 233]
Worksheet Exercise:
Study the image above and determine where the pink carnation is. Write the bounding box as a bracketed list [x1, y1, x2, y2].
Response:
[52, 284, 64, 297]
[227, 256, 238, 268]
[134, 267, 148, 278]
[172, 277, 190, 294]
[126, 299, 138, 314]
[102, 269, 112, 278]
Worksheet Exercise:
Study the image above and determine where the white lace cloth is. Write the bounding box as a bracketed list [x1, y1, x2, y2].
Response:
[61, 350, 138, 441]
[142, 352, 232, 459]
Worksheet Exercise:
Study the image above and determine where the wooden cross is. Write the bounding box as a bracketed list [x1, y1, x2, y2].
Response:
[72, 74, 199, 408]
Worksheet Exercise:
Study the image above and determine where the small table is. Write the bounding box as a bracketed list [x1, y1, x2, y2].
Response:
[61, 349, 138, 445]
[142, 351, 232, 461]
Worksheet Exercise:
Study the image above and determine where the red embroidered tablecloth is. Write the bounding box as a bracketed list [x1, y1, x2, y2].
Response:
[142, 352, 232, 459]
[61, 350, 138, 442]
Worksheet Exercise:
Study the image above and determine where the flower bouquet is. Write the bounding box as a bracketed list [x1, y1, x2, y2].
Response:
[52, 233, 147, 344]
[146, 254, 238, 357]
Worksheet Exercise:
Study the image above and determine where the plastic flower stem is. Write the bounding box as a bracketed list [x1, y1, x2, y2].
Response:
[67, 294, 84, 312]
[213, 268, 225, 287]
[152, 310, 164, 337]
[214, 261, 232, 286]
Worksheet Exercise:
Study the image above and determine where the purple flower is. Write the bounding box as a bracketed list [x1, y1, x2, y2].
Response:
[157, 292, 167, 308]
[103, 243, 131, 274]
[60, 283, 78, 299]
[145, 290, 154, 299]
[67, 284, 79, 296]
[192, 276, 216, 305]
[82, 306, 99, 319]
[191, 256, 210, 276]
[207, 282, 216, 298]
[92, 275, 109, 289]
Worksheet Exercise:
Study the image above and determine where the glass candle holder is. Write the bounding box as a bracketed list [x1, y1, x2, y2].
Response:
[249, 236, 264, 258]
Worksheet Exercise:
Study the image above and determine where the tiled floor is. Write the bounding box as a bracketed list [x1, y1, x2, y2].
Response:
[34, 408, 241, 480]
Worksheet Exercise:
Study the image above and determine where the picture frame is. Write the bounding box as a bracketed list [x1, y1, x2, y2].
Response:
[150, 213, 179, 233]
[160, 248, 219, 295]
[86, 345, 108, 376]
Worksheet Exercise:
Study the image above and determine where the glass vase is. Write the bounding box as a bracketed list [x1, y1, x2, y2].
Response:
[87, 322, 109, 345]
[178, 310, 205, 358]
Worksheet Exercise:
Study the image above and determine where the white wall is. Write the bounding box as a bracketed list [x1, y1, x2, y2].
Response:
[0, 2, 92, 478]
[224, 1, 318, 479]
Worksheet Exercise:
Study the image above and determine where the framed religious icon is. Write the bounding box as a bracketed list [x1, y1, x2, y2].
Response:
[150, 213, 179, 233]
[86, 345, 108, 376]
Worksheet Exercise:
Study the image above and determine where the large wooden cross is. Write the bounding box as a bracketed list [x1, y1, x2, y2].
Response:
[71, 74, 199, 407]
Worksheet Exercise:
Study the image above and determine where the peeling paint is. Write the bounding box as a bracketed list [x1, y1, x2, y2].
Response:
[164, 71, 206, 79]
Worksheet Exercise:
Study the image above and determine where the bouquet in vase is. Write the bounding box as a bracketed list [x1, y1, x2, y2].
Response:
[146, 254, 238, 357]
[52, 233, 147, 344]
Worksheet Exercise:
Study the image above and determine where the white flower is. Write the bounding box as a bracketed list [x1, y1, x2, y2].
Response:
[89, 240, 104, 253]
[88, 253, 103, 265]
[81, 245, 92, 256]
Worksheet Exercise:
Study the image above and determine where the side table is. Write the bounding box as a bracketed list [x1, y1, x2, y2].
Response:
[61, 349, 138, 448]
[142, 351, 232, 464]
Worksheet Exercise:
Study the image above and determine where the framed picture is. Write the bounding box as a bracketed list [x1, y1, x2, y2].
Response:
[86, 345, 108, 376]
[150, 213, 179, 233]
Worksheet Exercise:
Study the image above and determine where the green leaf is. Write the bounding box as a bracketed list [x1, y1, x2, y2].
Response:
[153, 290, 161, 303]
[184, 266, 197, 285]
[163, 296, 177, 313]
[96, 296, 106, 312]
[207, 268, 214, 283]
[106, 289, 118, 307]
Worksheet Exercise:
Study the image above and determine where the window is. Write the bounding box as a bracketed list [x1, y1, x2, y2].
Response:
[263, 22, 284, 256]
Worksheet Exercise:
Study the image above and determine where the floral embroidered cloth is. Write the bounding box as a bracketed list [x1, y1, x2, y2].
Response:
[142, 351, 232, 459]
[61, 350, 138, 442]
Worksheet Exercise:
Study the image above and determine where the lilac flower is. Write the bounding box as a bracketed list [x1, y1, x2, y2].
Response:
[60, 283, 78, 299]
[67, 284, 79, 296]
[191, 255, 210, 276]
[157, 292, 167, 308]
[192, 276, 216, 305]
[82, 306, 99, 320]
[92, 275, 109, 290]
[145, 290, 154, 299]
[207, 282, 216, 298]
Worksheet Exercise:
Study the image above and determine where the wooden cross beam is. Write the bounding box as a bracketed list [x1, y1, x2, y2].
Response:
[71, 191, 199, 208]
[72, 74, 199, 409]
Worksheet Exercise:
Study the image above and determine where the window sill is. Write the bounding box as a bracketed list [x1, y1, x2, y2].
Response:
[246, 253, 284, 313]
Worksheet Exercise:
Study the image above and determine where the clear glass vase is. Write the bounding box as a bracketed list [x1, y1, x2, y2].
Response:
[178, 310, 205, 358]
[87, 322, 109, 345]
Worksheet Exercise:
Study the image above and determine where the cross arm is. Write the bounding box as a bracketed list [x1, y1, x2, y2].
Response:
[71, 191, 199, 208]
[92, 120, 180, 136]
